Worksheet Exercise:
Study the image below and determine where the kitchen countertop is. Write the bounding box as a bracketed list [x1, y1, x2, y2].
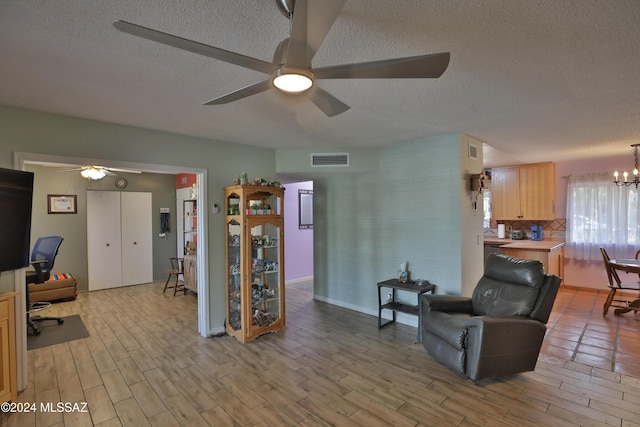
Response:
[484, 236, 565, 252]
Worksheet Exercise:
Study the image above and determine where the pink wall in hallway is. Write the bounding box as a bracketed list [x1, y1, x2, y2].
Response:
[283, 181, 314, 283]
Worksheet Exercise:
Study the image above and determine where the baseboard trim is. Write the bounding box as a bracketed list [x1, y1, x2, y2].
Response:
[285, 276, 314, 286]
[312, 294, 418, 328]
[561, 284, 638, 298]
[561, 284, 603, 293]
[208, 326, 226, 337]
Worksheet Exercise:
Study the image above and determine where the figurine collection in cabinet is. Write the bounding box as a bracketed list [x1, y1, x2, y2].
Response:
[224, 184, 285, 343]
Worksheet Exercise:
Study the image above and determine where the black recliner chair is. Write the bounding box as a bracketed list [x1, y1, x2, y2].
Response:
[420, 253, 561, 381]
[25, 235, 65, 335]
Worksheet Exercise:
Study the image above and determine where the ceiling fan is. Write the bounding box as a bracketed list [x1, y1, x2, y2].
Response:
[113, 0, 450, 117]
[59, 165, 142, 180]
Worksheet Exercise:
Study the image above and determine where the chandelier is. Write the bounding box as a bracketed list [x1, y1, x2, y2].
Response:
[614, 144, 640, 188]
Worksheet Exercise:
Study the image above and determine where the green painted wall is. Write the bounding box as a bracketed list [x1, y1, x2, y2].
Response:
[0, 105, 276, 333]
[309, 133, 484, 324]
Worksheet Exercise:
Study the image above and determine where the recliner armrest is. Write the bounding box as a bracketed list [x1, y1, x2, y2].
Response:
[465, 315, 546, 333]
[421, 294, 473, 313]
[464, 315, 547, 380]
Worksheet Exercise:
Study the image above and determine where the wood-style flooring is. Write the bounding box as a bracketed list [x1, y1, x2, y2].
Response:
[2, 282, 640, 426]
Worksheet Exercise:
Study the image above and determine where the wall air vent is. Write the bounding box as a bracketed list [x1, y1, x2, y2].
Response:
[311, 153, 349, 167]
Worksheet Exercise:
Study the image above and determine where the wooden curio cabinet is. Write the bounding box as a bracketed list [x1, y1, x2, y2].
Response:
[225, 185, 285, 343]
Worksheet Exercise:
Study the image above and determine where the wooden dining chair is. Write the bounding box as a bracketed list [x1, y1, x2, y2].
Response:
[600, 247, 640, 316]
[163, 257, 185, 296]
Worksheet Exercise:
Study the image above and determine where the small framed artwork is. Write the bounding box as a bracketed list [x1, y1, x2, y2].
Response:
[48, 194, 77, 214]
[299, 189, 313, 229]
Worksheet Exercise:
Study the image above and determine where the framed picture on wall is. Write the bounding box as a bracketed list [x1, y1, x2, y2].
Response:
[299, 189, 313, 229]
[47, 194, 77, 214]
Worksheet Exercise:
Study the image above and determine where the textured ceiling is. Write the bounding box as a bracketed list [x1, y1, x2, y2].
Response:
[2, 0, 640, 166]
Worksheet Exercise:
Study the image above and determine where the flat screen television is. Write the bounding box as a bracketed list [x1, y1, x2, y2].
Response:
[0, 168, 34, 273]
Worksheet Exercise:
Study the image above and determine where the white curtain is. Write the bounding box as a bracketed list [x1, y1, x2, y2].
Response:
[566, 172, 640, 260]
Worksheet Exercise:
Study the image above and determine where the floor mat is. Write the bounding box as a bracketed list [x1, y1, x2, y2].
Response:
[27, 315, 90, 350]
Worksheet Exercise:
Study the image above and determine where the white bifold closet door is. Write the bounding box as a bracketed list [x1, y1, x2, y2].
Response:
[87, 191, 153, 290]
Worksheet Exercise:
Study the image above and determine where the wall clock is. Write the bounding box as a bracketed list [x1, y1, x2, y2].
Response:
[115, 178, 128, 189]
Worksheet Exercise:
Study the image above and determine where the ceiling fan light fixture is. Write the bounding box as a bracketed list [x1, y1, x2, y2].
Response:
[81, 167, 106, 180]
[273, 68, 313, 93]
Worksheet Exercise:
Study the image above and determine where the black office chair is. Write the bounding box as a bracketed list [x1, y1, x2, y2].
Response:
[25, 235, 65, 335]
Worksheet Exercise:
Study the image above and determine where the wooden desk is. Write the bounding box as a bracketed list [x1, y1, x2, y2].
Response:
[377, 279, 435, 342]
[608, 259, 640, 315]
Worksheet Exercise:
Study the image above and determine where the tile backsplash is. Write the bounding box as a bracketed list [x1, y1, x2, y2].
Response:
[486, 218, 566, 239]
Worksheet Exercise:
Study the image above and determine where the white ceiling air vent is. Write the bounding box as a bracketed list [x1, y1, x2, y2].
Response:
[311, 153, 349, 167]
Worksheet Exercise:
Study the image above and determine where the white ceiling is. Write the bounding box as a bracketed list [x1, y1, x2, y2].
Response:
[2, 0, 640, 167]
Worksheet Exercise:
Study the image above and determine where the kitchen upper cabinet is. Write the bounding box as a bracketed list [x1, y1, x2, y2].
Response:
[492, 162, 555, 220]
[491, 166, 521, 220]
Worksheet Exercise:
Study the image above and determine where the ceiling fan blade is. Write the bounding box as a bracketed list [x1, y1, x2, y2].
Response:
[286, 0, 346, 66]
[107, 168, 142, 174]
[285, 0, 309, 67]
[203, 79, 273, 105]
[314, 52, 451, 79]
[305, 85, 350, 117]
[305, 0, 346, 61]
[113, 20, 275, 75]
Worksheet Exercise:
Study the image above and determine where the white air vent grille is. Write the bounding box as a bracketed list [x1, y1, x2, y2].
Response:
[311, 153, 349, 167]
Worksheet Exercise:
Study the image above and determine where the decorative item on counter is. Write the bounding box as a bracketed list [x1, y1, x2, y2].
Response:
[498, 224, 506, 239]
[531, 224, 544, 241]
[398, 261, 410, 283]
[511, 230, 525, 240]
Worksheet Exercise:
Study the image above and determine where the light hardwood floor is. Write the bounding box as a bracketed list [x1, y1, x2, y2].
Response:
[2, 282, 640, 426]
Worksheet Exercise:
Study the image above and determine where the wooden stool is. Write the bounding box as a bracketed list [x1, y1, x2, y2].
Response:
[163, 257, 184, 295]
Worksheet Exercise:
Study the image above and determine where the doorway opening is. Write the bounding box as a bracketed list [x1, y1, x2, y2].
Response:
[282, 180, 314, 291]
[14, 151, 209, 391]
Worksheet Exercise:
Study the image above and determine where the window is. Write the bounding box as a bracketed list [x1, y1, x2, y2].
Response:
[482, 189, 492, 229]
[566, 172, 640, 260]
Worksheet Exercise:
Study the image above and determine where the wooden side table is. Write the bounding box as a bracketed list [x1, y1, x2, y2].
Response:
[377, 279, 435, 342]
